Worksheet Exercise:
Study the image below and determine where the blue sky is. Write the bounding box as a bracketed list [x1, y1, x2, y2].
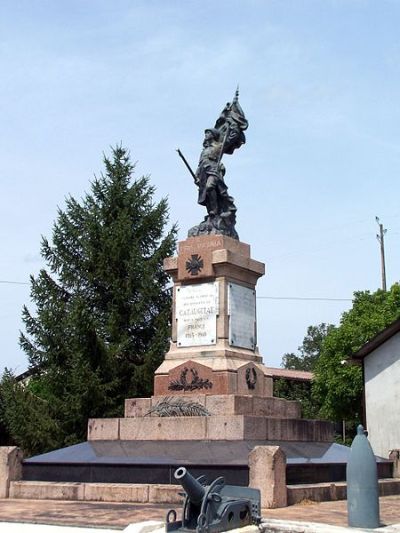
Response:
[1, 0, 400, 373]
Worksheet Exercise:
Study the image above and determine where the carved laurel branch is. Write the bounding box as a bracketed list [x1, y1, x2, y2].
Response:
[144, 396, 211, 417]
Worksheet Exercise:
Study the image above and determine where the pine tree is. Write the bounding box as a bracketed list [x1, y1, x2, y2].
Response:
[4, 146, 176, 454]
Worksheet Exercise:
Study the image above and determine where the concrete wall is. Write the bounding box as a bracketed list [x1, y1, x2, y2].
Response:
[364, 332, 400, 458]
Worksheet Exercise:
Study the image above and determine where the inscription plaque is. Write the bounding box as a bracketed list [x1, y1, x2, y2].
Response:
[228, 283, 256, 350]
[176, 282, 219, 347]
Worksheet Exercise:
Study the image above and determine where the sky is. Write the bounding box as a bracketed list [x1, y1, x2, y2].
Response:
[1, 0, 400, 374]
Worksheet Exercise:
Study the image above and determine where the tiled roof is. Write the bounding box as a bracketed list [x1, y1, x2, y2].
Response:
[266, 367, 313, 382]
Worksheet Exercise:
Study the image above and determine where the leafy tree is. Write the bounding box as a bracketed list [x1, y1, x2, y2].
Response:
[313, 284, 400, 425]
[275, 323, 333, 418]
[281, 323, 334, 371]
[273, 378, 318, 418]
[2, 146, 176, 455]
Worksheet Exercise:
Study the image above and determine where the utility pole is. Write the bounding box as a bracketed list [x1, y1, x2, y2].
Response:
[375, 216, 388, 291]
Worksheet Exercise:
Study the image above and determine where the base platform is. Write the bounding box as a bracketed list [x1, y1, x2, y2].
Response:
[22, 439, 392, 486]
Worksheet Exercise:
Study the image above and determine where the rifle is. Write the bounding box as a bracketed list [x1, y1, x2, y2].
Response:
[176, 149, 197, 184]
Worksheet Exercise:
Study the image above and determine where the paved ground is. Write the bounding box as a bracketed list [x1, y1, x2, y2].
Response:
[263, 495, 400, 527]
[0, 499, 172, 529]
[0, 496, 400, 529]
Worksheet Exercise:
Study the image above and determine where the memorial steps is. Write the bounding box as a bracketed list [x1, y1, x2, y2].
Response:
[12, 395, 394, 504]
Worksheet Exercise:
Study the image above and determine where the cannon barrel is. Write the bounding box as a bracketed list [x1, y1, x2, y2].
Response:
[174, 467, 205, 505]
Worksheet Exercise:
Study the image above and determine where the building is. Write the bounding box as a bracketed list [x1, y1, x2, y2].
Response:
[352, 317, 400, 458]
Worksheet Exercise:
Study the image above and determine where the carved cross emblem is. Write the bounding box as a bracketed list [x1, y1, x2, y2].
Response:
[185, 254, 204, 276]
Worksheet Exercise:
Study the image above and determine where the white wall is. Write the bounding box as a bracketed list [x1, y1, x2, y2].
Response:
[364, 332, 400, 458]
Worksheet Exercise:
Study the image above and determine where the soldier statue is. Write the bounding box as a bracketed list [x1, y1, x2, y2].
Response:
[178, 89, 248, 240]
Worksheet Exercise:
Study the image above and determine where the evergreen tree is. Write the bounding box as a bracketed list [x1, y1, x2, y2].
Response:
[3, 146, 176, 454]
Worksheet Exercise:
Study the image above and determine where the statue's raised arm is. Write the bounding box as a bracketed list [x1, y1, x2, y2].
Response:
[187, 88, 248, 240]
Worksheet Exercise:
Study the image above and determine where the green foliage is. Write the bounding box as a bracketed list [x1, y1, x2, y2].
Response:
[273, 378, 318, 419]
[0, 369, 60, 454]
[276, 323, 333, 418]
[3, 147, 176, 455]
[0, 377, 13, 446]
[313, 284, 400, 424]
[281, 323, 334, 371]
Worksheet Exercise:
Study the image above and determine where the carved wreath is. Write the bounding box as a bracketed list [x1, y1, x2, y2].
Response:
[245, 367, 257, 390]
[168, 367, 213, 391]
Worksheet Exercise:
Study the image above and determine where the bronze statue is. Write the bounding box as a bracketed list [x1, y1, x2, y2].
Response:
[177, 89, 248, 240]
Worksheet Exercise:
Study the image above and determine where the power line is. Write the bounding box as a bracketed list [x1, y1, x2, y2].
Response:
[0, 280, 352, 302]
[257, 296, 351, 302]
[0, 280, 29, 285]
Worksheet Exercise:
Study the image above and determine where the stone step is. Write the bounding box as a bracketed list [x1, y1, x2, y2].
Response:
[125, 394, 301, 419]
[9, 480, 182, 504]
[87, 415, 334, 442]
[287, 478, 400, 505]
[12, 478, 400, 506]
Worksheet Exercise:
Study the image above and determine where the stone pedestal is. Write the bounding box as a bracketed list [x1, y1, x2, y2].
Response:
[18, 235, 338, 510]
[154, 236, 273, 397]
[83, 235, 335, 508]
[249, 446, 287, 508]
[0, 446, 23, 498]
[389, 449, 400, 478]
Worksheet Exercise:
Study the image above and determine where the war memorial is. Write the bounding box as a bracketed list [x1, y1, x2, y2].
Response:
[1, 91, 397, 516]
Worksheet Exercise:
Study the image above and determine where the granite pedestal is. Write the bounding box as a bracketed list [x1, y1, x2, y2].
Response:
[16, 236, 370, 508]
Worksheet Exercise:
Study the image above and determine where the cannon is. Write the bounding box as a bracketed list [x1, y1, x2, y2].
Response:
[166, 467, 261, 533]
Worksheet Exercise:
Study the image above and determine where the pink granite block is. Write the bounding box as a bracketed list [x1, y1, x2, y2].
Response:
[206, 416, 266, 440]
[243, 416, 267, 439]
[234, 395, 254, 415]
[84, 483, 149, 503]
[249, 446, 287, 508]
[206, 395, 234, 415]
[284, 400, 302, 419]
[206, 395, 254, 416]
[149, 484, 183, 503]
[10, 481, 84, 501]
[120, 417, 207, 441]
[87, 418, 120, 441]
[252, 397, 277, 417]
[151, 395, 206, 408]
[263, 376, 273, 397]
[124, 398, 151, 418]
[0, 446, 23, 498]
[206, 415, 244, 440]
[237, 365, 265, 397]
